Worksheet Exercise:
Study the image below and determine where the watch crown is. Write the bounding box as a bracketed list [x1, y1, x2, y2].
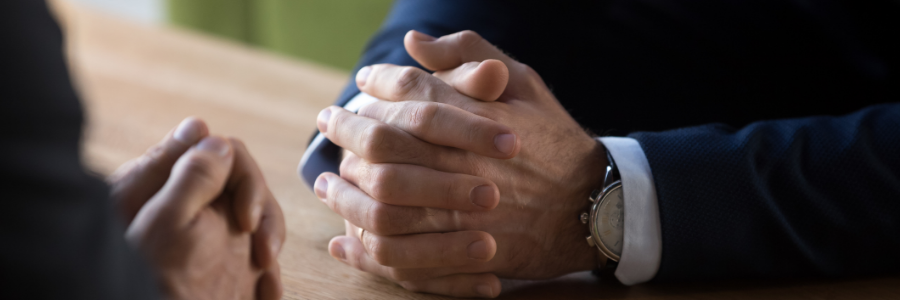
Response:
[586, 236, 595, 247]
[579, 212, 590, 224]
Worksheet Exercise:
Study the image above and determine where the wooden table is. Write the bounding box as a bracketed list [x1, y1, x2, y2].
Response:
[50, 1, 900, 299]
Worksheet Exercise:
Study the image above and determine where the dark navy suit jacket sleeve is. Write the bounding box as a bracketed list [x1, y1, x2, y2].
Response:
[319, 0, 900, 281]
[631, 104, 900, 281]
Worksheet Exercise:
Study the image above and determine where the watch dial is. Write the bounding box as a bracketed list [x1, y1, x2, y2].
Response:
[595, 186, 624, 257]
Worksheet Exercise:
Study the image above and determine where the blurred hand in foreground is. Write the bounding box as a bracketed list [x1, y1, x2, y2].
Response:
[108, 117, 286, 300]
[315, 30, 607, 298]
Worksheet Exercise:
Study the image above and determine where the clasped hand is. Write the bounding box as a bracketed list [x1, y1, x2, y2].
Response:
[315, 30, 609, 298]
[109, 118, 286, 300]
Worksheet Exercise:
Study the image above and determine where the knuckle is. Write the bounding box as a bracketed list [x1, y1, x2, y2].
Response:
[177, 154, 220, 185]
[522, 64, 537, 75]
[523, 64, 542, 81]
[365, 197, 424, 236]
[360, 124, 393, 161]
[366, 165, 398, 201]
[366, 180, 389, 202]
[456, 30, 483, 50]
[405, 102, 438, 135]
[366, 202, 393, 235]
[143, 143, 169, 163]
[131, 154, 156, 174]
[393, 67, 422, 99]
[365, 236, 392, 266]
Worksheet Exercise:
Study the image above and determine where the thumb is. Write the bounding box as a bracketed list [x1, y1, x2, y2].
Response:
[404, 30, 523, 77]
[404, 30, 533, 99]
[432, 59, 509, 101]
[130, 136, 234, 231]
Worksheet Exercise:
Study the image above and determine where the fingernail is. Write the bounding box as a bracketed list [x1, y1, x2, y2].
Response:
[494, 133, 516, 155]
[475, 284, 494, 298]
[196, 137, 229, 157]
[317, 108, 332, 133]
[314, 176, 328, 200]
[467, 240, 490, 260]
[356, 66, 372, 87]
[410, 30, 436, 42]
[173, 117, 202, 143]
[470, 185, 497, 209]
[332, 243, 346, 260]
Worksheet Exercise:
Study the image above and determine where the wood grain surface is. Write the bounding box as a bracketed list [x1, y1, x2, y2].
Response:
[49, 1, 900, 299]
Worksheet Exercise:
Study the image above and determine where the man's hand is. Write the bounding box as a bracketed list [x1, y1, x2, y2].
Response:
[110, 118, 286, 300]
[315, 31, 607, 297]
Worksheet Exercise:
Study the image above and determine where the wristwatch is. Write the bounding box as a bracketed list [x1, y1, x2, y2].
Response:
[580, 150, 623, 271]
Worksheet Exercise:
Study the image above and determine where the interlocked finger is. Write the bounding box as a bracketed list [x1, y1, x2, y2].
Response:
[356, 63, 474, 109]
[256, 259, 282, 300]
[226, 138, 270, 233]
[314, 172, 466, 235]
[340, 152, 500, 211]
[357, 100, 519, 159]
[317, 106, 473, 174]
[358, 228, 497, 268]
[250, 192, 286, 270]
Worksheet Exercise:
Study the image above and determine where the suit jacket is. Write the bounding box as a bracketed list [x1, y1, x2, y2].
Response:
[0, 1, 159, 298]
[323, 0, 900, 281]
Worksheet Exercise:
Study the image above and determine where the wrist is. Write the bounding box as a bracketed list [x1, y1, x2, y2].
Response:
[566, 138, 609, 272]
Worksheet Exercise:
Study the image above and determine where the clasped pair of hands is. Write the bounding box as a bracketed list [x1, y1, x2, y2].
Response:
[105, 29, 609, 299]
[109, 118, 286, 300]
[316, 30, 610, 298]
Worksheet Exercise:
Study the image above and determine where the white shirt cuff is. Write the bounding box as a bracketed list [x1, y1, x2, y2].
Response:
[298, 93, 378, 188]
[598, 137, 662, 285]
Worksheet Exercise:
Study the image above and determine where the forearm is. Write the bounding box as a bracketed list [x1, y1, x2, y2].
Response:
[632, 103, 900, 281]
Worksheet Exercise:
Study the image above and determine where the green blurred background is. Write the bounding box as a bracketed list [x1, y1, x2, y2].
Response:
[168, 0, 394, 71]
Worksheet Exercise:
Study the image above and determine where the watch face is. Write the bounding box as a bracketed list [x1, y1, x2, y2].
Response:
[591, 183, 624, 259]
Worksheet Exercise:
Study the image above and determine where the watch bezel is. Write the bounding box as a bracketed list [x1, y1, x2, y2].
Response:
[589, 180, 623, 262]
